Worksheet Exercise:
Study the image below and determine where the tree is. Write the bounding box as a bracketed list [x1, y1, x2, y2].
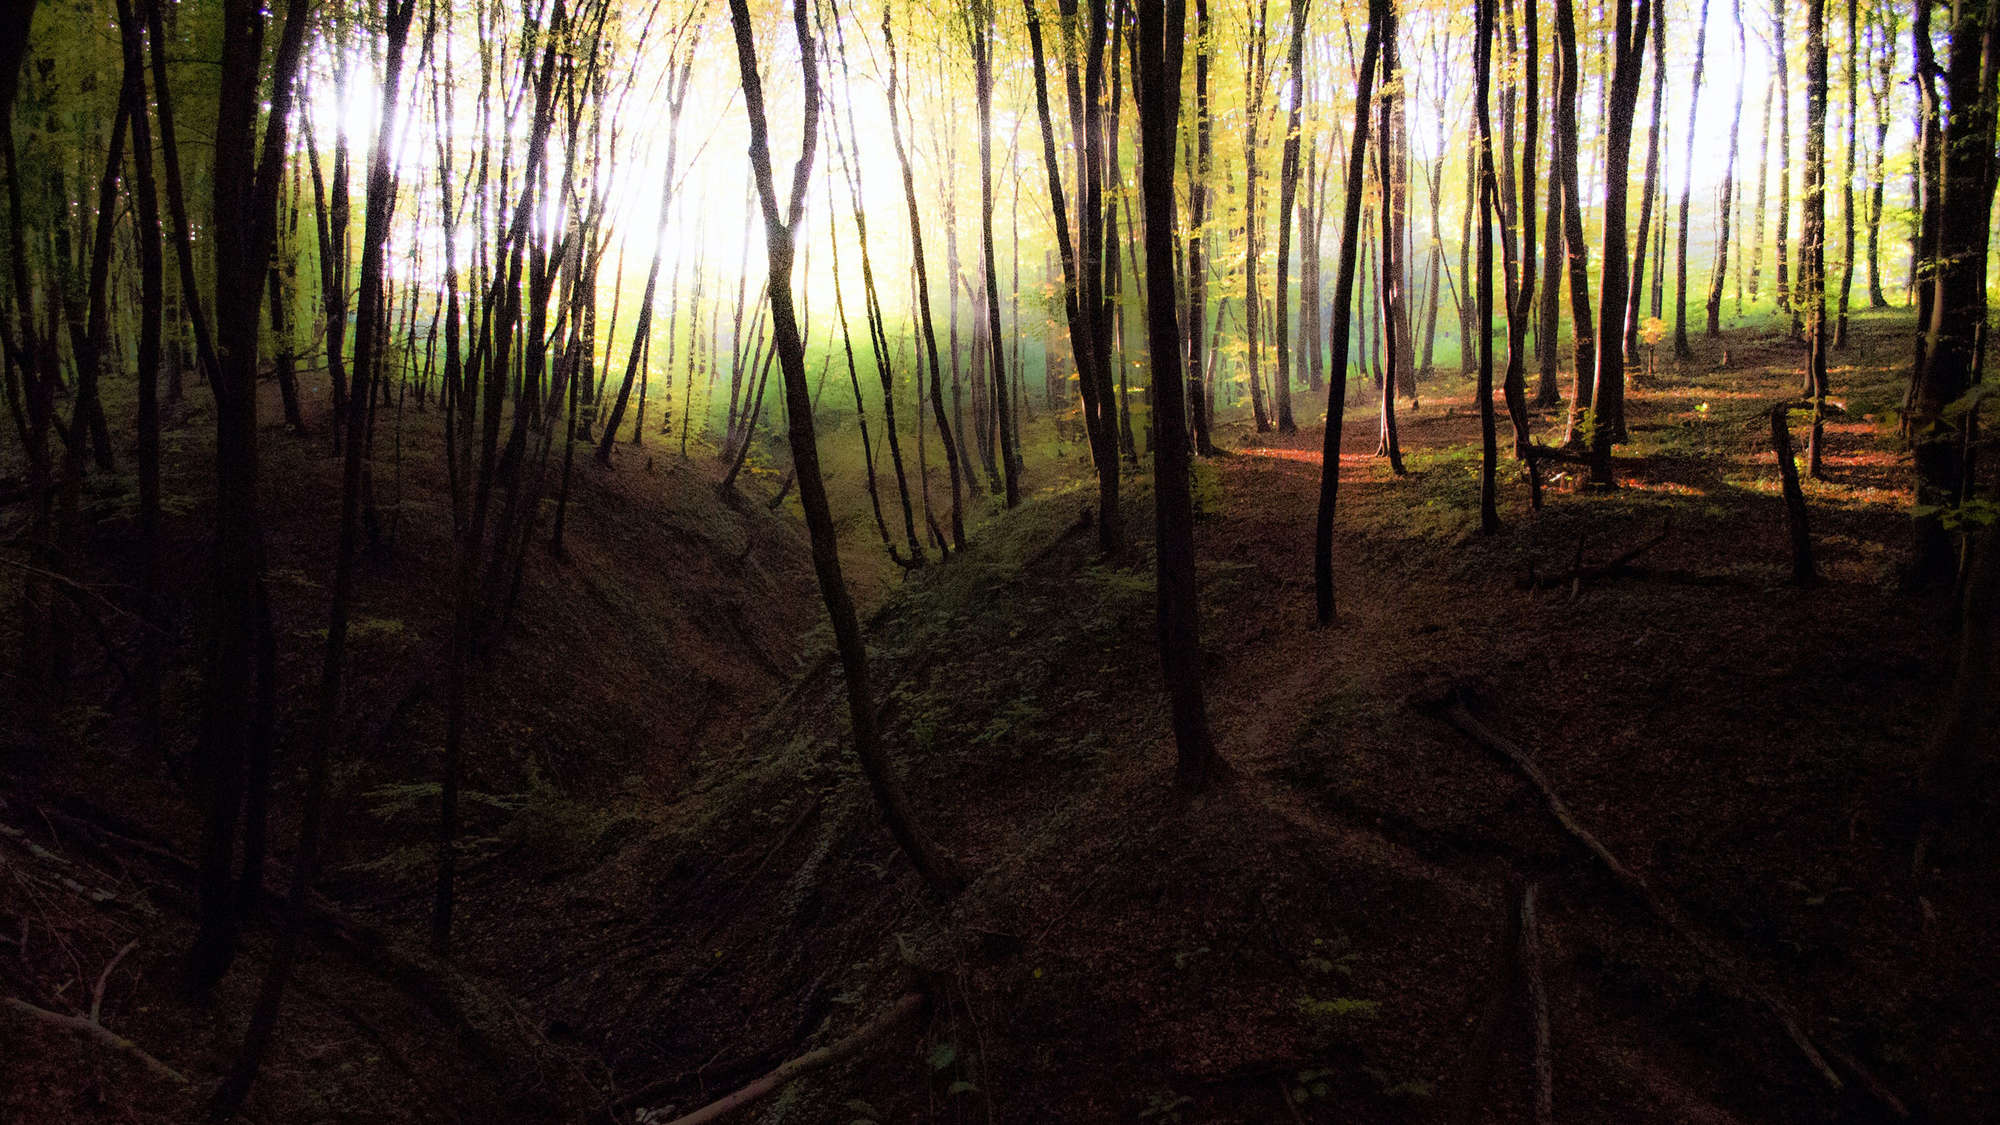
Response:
[1185, 0, 1217, 456]
[1313, 0, 1382, 627]
[1907, 0, 2000, 585]
[1473, 0, 1499, 532]
[1706, 0, 1745, 337]
[970, 0, 1020, 506]
[1272, 0, 1311, 435]
[1243, 0, 1273, 433]
[1132, 0, 1222, 791]
[1671, 0, 1708, 359]
[1587, 0, 1652, 485]
[727, 0, 965, 895]
[1799, 0, 1830, 478]
[187, 0, 311, 999]
[1553, 0, 1596, 448]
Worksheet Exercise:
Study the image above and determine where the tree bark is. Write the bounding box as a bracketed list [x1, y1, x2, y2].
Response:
[729, 0, 965, 896]
[1314, 0, 1382, 626]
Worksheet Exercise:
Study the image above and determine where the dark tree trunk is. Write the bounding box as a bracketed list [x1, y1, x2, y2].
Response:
[188, 0, 309, 998]
[1133, 0, 1222, 791]
[1314, 0, 1382, 626]
[1587, 0, 1652, 484]
[213, 1, 418, 1113]
[1554, 0, 1596, 447]
[1624, 0, 1667, 366]
[1496, 0, 1538, 460]
[1475, 0, 1500, 532]
[1374, 17, 1405, 475]
[1707, 0, 1745, 337]
[727, 0, 965, 895]
[1774, 0, 1796, 335]
[1186, 0, 1216, 455]
[1671, 0, 1708, 358]
[1863, 3, 1897, 309]
[1801, 0, 1831, 478]
[972, 1, 1017, 506]
[1273, 0, 1310, 434]
[1908, 0, 1999, 584]
[1244, 0, 1272, 433]
[1832, 0, 1858, 347]
[885, 6, 965, 552]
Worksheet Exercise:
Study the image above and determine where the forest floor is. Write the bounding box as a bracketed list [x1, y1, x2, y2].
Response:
[3, 309, 1995, 1123]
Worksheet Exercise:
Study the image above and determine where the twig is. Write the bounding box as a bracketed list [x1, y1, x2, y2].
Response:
[1519, 518, 1672, 591]
[1430, 693, 1907, 1117]
[4, 996, 189, 1086]
[90, 939, 139, 1025]
[654, 992, 926, 1125]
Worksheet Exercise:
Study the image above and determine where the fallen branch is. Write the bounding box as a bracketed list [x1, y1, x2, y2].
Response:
[1519, 519, 1672, 591]
[5, 995, 189, 1086]
[1429, 693, 1907, 1118]
[655, 992, 927, 1125]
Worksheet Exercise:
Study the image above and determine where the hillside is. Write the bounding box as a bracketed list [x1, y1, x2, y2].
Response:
[12, 314, 1989, 1123]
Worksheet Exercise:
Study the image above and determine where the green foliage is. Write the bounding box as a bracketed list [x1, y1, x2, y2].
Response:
[1295, 994, 1380, 1021]
[1137, 1090, 1194, 1122]
[1189, 458, 1224, 518]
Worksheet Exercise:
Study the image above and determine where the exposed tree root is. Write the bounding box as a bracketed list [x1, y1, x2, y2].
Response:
[651, 991, 926, 1125]
[1426, 689, 1909, 1118]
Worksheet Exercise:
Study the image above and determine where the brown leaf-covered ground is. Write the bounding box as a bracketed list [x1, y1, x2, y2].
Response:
[3, 310, 1994, 1123]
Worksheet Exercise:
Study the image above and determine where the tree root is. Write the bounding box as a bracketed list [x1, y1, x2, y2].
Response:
[1427, 690, 1909, 1118]
[650, 991, 927, 1125]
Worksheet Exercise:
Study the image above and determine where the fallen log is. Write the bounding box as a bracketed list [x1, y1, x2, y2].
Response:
[1427, 692, 1907, 1118]
[654, 991, 927, 1125]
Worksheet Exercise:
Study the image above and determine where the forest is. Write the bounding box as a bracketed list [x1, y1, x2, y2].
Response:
[1, 0, 1997, 1118]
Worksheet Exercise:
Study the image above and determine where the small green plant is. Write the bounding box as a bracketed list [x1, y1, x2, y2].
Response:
[1137, 1090, 1194, 1122]
[1295, 994, 1380, 1021]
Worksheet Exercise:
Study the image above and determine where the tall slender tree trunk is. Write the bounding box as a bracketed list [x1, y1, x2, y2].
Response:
[1133, 0, 1221, 790]
[1774, 0, 1796, 334]
[1244, 0, 1272, 433]
[1907, 0, 1997, 584]
[1624, 0, 1667, 365]
[1801, 0, 1830, 476]
[1707, 0, 1746, 336]
[1832, 0, 1858, 347]
[1186, 0, 1216, 455]
[1749, 76, 1774, 304]
[1588, 0, 1652, 483]
[1314, 0, 1381, 626]
[1273, 0, 1311, 434]
[1672, 0, 1708, 358]
[1474, 0, 1501, 531]
[883, 7, 965, 552]
[1555, 0, 1596, 446]
[729, 0, 965, 895]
